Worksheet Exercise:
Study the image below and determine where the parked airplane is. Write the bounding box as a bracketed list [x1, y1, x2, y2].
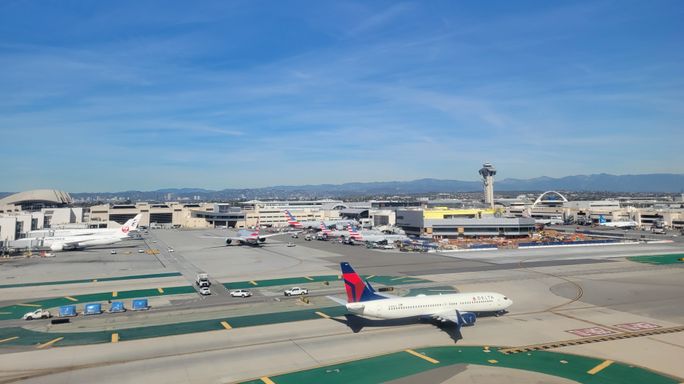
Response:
[28, 214, 143, 238]
[328, 262, 512, 330]
[598, 215, 639, 229]
[345, 225, 409, 244]
[315, 221, 349, 239]
[12, 216, 141, 251]
[284, 210, 356, 229]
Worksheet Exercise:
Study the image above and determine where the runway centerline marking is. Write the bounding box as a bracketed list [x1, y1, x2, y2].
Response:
[157, 288, 164, 294]
[111, 333, 119, 343]
[260, 376, 275, 384]
[0, 337, 18, 343]
[64, 296, 78, 302]
[37, 337, 63, 349]
[221, 321, 232, 330]
[587, 360, 613, 375]
[315, 311, 330, 319]
[405, 349, 439, 364]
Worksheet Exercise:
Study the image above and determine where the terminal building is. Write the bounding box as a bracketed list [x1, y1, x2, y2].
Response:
[396, 208, 536, 238]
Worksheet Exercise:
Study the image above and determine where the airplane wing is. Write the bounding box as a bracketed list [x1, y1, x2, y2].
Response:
[432, 309, 476, 329]
[326, 296, 347, 306]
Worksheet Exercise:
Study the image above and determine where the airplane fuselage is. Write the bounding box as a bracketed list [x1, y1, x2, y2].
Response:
[347, 292, 512, 319]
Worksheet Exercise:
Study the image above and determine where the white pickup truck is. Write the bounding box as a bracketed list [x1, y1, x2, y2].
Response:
[284, 287, 309, 296]
[196, 273, 211, 287]
[23, 309, 51, 320]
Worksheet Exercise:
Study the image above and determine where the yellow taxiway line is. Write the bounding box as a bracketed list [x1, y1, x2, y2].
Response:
[37, 337, 64, 349]
[315, 311, 330, 319]
[249, 280, 258, 286]
[0, 337, 18, 343]
[260, 377, 275, 384]
[405, 349, 439, 364]
[157, 288, 164, 294]
[221, 321, 232, 330]
[366, 275, 376, 279]
[111, 333, 119, 343]
[17, 303, 41, 307]
[112, 291, 118, 298]
[587, 360, 614, 375]
[64, 296, 78, 302]
[391, 276, 407, 281]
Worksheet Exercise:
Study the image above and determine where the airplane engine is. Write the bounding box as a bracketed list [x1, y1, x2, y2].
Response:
[225, 239, 232, 245]
[50, 243, 65, 251]
[462, 312, 477, 326]
[259, 237, 266, 243]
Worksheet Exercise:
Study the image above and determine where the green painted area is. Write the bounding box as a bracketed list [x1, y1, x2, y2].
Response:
[240, 346, 679, 384]
[224, 274, 431, 290]
[0, 305, 349, 347]
[0, 286, 195, 320]
[628, 253, 684, 265]
[0, 272, 182, 290]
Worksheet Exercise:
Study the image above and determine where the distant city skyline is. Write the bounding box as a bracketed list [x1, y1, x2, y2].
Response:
[1, 1, 682, 191]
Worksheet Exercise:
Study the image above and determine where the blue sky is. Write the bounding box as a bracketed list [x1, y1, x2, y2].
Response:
[1, 0, 682, 192]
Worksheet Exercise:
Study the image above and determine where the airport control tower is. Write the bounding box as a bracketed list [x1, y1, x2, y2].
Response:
[479, 163, 496, 208]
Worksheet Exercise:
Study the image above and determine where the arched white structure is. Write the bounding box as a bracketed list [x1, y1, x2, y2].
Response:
[533, 191, 568, 207]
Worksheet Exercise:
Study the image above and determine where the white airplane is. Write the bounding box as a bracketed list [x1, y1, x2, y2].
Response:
[598, 215, 639, 229]
[328, 262, 512, 330]
[315, 221, 348, 239]
[284, 210, 356, 229]
[12, 215, 141, 251]
[345, 225, 409, 244]
[211, 222, 293, 246]
[27, 214, 143, 238]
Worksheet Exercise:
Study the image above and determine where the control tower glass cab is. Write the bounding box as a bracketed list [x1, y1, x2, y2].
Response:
[478, 163, 497, 208]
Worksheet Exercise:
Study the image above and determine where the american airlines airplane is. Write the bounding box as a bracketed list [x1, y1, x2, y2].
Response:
[216, 222, 293, 246]
[28, 214, 143, 238]
[328, 262, 512, 330]
[346, 225, 409, 244]
[598, 215, 639, 229]
[284, 210, 356, 229]
[13, 215, 142, 251]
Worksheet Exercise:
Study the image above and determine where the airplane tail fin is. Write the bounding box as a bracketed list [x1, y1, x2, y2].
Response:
[340, 262, 385, 303]
[284, 210, 301, 227]
[118, 214, 142, 235]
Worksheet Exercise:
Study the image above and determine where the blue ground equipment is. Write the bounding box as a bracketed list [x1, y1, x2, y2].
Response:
[109, 301, 126, 313]
[84, 303, 102, 315]
[59, 305, 77, 317]
[132, 298, 149, 311]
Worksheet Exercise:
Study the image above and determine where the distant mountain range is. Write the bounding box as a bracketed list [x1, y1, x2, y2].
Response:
[2, 173, 682, 201]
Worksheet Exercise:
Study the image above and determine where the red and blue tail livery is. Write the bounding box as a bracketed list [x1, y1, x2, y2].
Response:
[341, 262, 385, 303]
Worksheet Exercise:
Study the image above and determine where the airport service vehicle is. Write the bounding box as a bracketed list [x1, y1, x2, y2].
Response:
[284, 210, 357, 230]
[286, 242, 296, 247]
[168, 247, 174, 252]
[138, 249, 145, 253]
[651, 227, 666, 234]
[27, 214, 142, 238]
[284, 287, 308, 296]
[327, 262, 512, 332]
[23, 309, 51, 320]
[196, 273, 211, 287]
[598, 215, 638, 229]
[230, 289, 252, 298]
[199, 286, 211, 295]
[110, 250, 117, 254]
